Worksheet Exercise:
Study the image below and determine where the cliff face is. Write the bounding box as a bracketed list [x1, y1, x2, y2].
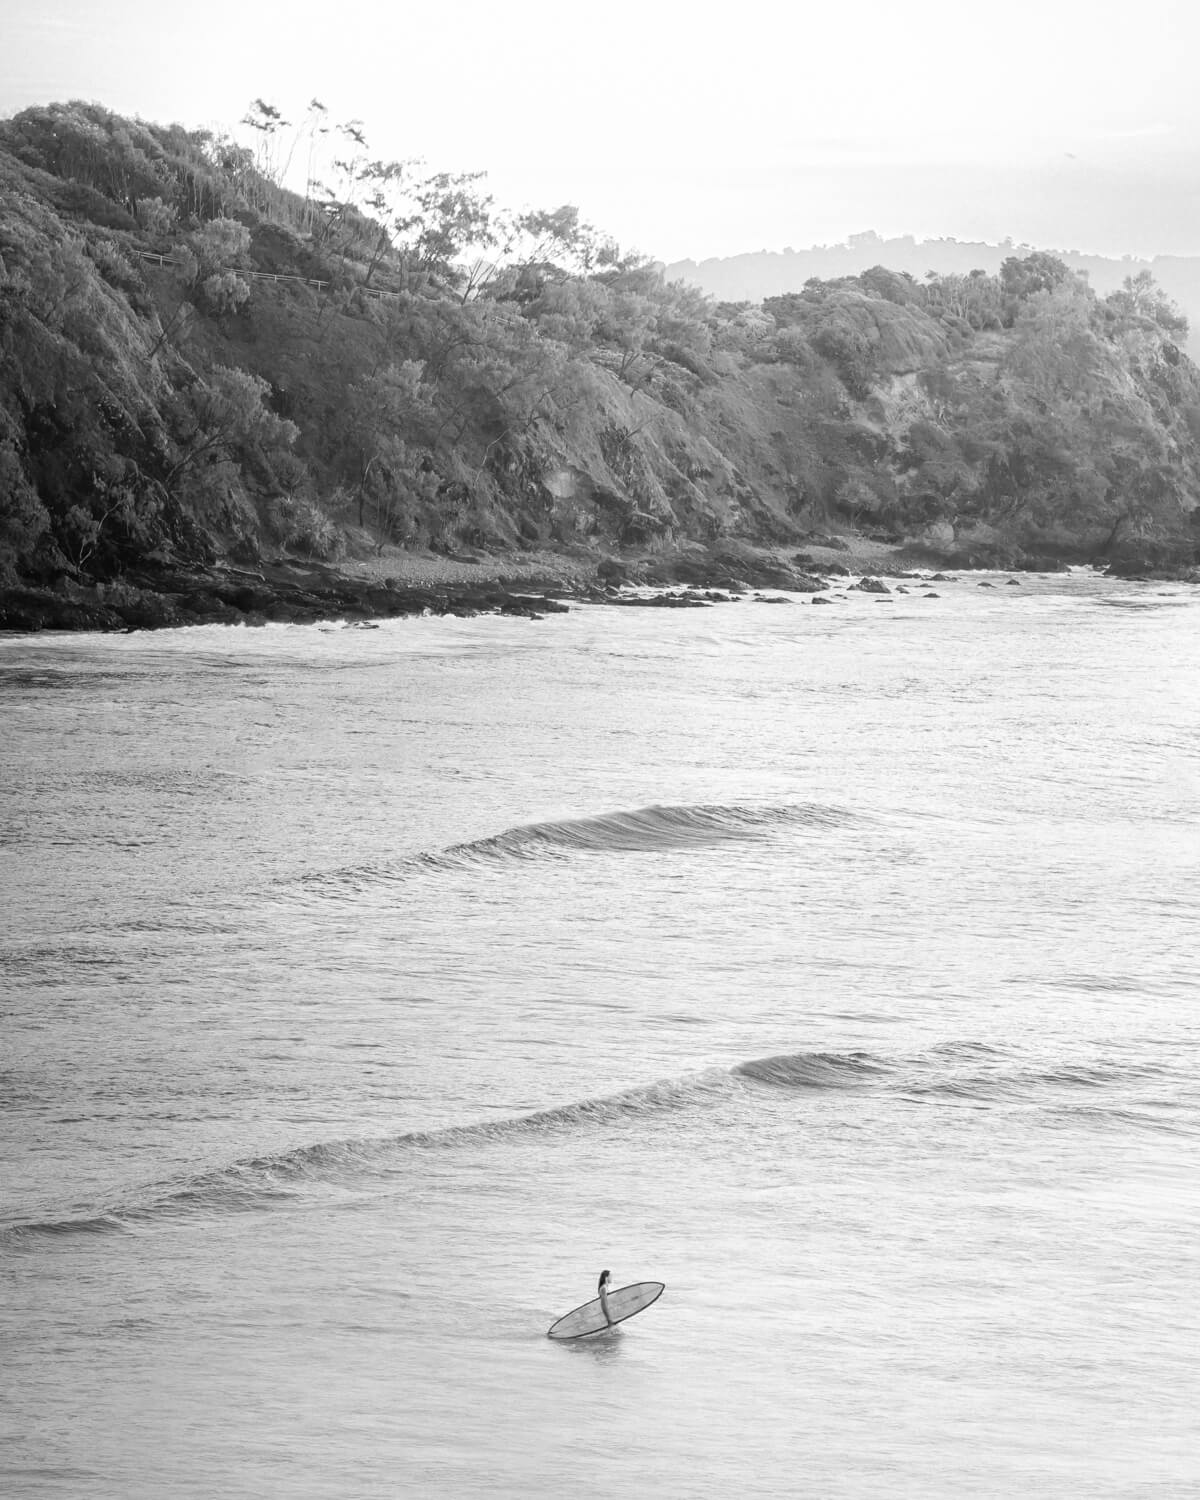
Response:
[2, 101, 1199, 616]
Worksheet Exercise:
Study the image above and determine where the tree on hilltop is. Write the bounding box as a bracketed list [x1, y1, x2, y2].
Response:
[999, 252, 1071, 324]
[1105, 270, 1188, 339]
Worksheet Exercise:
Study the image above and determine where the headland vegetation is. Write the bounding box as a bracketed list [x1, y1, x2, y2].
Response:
[2, 100, 1198, 632]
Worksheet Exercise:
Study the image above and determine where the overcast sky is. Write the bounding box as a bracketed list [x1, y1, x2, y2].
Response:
[4, 0, 1199, 262]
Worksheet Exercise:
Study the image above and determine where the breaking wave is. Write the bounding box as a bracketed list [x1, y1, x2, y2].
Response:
[433, 802, 855, 861]
[294, 801, 861, 894]
[5, 1044, 1181, 1242]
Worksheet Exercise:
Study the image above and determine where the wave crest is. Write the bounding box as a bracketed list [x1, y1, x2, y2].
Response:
[295, 801, 859, 895]
[432, 802, 854, 866]
[734, 1050, 892, 1089]
[1, 1070, 735, 1241]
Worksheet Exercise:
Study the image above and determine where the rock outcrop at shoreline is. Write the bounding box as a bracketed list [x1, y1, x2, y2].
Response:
[1, 537, 1116, 636]
[0, 536, 907, 633]
[0, 559, 581, 633]
[0, 546, 812, 633]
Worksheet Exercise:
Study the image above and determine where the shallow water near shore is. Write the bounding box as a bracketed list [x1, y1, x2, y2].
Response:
[2, 572, 1199, 1498]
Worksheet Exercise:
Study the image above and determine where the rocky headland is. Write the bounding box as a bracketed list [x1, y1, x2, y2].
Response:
[2, 102, 1198, 635]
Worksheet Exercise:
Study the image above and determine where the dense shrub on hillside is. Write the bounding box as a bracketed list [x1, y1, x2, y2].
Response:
[2, 98, 1199, 583]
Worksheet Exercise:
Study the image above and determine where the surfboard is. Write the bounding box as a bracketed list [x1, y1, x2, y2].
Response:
[546, 1281, 665, 1340]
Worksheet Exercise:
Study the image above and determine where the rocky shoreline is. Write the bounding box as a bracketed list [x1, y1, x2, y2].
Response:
[0, 558, 586, 633]
[0, 535, 1193, 635]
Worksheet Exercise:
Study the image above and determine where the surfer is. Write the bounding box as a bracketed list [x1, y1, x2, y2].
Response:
[546, 1274, 664, 1339]
[598, 1269, 613, 1326]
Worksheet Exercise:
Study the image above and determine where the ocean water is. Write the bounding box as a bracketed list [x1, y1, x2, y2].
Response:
[2, 572, 1198, 1498]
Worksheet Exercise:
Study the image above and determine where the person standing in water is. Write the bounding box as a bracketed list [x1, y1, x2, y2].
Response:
[597, 1269, 613, 1326]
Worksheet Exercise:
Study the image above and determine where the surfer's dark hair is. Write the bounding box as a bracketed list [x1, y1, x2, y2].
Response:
[598, 1269, 610, 1289]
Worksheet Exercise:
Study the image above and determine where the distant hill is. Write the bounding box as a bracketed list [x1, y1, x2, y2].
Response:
[668, 233, 1200, 359]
